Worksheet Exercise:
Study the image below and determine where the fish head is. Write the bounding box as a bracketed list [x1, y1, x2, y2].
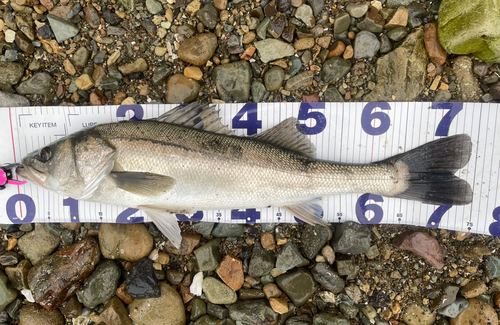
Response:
[18, 130, 116, 199]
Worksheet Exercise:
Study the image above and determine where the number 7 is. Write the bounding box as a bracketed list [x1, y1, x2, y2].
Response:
[432, 103, 463, 136]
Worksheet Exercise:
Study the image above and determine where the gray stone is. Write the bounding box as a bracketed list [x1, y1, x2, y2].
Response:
[213, 61, 252, 102]
[313, 313, 350, 325]
[16, 72, 54, 95]
[256, 18, 271, 40]
[334, 12, 351, 35]
[386, 27, 408, 42]
[107, 26, 127, 36]
[18, 224, 59, 265]
[146, 0, 162, 14]
[264, 66, 285, 91]
[73, 47, 90, 68]
[311, 263, 345, 294]
[490, 82, 500, 100]
[295, 4, 315, 28]
[289, 56, 302, 77]
[193, 239, 221, 272]
[0, 91, 29, 107]
[364, 28, 428, 102]
[76, 260, 121, 308]
[193, 222, 215, 237]
[276, 268, 318, 306]
[331, 221, 370, 255]
[255, 39, 295, 63]
[307, 0, 324, 16]
[407, 16, 422, 29]
[193, 315, 220, 325]
[286, 315, 313, 324]
[430, 284, 459, 310]
[379, 34, 392, 54]
[434, 89, 452, 102]
[321, 57, 352, 84]
[437, 297, 468, 318]
[251, 81, 267, 103]
[300, 225, 331, 260]
[356, 6, 384, 33]
[152, 66, 172, 85]
[345, 285, 362, 304]
[354, 31, 380, 59]
[47, 14, 79, 43]
[228, 300, 277, 325]
[166, 74, 200, 104]
[346, 3, 368, 18]
[248, 242, 275, 277]
[276, 242, 308, 272]
[336, 259, 356, 276]
[99, 77, 120, 90]
[211, 224, 244, 237]
[324, 86, 344, 102]
[452, 56, 483, 102]
[339, 303, 359, 319]
[207, 303, 228, 319]
[197, 4, 218, 29]
[202, 277, 237, 304]
[485, 256, 500, 279]
[386, 0, 412, 8]
[0, 62, 24, 92]
[0, 270, 17, 312]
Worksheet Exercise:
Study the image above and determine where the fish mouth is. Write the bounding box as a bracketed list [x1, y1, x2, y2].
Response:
[16, 165, 46, 186]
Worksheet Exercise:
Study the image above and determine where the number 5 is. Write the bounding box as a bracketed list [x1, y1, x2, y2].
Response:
[297, 103, 326, 135]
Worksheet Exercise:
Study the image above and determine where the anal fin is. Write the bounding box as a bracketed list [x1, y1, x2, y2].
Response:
[282, 198, 327, 225]
[111, 172, 175, 197]
[140, 205, 182, 248]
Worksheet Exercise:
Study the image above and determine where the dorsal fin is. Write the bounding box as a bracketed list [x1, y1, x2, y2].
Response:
[156, 102, 235, 135]
[252, 117, 316, 158]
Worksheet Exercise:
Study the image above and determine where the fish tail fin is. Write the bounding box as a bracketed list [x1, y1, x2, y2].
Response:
[381, 134, 473, 206]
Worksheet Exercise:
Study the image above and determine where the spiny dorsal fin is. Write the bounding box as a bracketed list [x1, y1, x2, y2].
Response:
[157, 102, 235, 135]
[252, 117, 316, 158]
[282, 198, 327, 225]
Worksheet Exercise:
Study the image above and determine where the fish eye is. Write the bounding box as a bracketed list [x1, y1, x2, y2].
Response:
[39, 147, 52, 162]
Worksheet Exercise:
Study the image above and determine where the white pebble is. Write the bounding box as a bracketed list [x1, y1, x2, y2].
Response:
[190, 271, 204, 296]
[5, 29, 16, 43]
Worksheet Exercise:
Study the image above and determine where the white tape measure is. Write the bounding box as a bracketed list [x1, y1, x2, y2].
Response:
[0, 102, 499, 237]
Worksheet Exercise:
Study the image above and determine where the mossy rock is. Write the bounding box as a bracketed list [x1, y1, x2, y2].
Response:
[438, 0, 500, 63]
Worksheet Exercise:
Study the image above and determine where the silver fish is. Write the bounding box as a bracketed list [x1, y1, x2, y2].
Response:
[17, 103, 473, 247]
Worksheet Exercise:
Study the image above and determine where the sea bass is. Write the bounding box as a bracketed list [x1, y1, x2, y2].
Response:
[17, 103, 473, 247]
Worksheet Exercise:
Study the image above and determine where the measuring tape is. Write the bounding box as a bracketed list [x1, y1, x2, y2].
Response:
[0, 102, 499, 237]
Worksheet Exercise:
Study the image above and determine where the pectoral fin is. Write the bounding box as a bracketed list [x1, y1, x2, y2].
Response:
[282, 198, 327, 225]
[140, 205, 182, 248]
[111, 172, 176, 197]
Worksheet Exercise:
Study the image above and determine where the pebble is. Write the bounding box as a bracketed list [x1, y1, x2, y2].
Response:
[197, 4, 218, 29]
[190, 298, 206, 321]
[286, 70, 314, 90]
[452, 56, 483, 102]
[193, 222, 214, 237]
[5, 30, 16, 43]
[315, 313, 350, 324]
[0, 270, 17, 312]
[118, 58, 148, 76]
[264, 66, 285, 91]
[260, 232, 276, 250]
[334, 12, 351, 35]
[202, 277, 237, 304]
[126, 258, 160, 299]
[101, 296, 133, 325]
[295, 5, 315, 28]
[15, 31, 34, 54]
[299, 225, 330, 260]
[485, 256, 500, 279]
[387, 27, 408, 41]
[252, 81, 267, 102]
[276, 268, 318, 306]
[346, 3, 368, 18]
[294, 38, 315, 50]
[184, 66, 203, 80]
[437, 297, 469, 318]
[276, 242, 308, 272]
[0, 91, 29, 107]
[402, 303, 436, 325]
[99, 224, 153, 262]
[213, 61, 252, 102]
[129, 282, 185, 325]
[449, 298, 498, 325]
[16, 72, 54, 95]
[311, 262, 345, 293]
[18, 224, 59, 265]
[393, 231, 444, 269]
[0, 62, 24, 92]
[331, 221, 370, 255]
[460, 279, 487, 298]
[255, 39, 294, 63]
[216, 255, 244, 291]
[5, 259, 31, 290]
[211, 223, 245, 237]
[27, 237, 100, 310]
[165, 233, 200, 256]
[146, 0, 162, 14]
[207, 302, 228, 319]
[214, 0, 227, 10]
[47, 14, 79, 43]
[357, 6, 385, 33]
[228, 299, 277, 325]
[193, 239, 221, 272]
[249, 242, 275, 276]
[354, 31, 381, 59]
[423, 22, 446, 67]
[327, 40, 346, 59]
[178, 33, 218, 66]
[269, 297, 288, 314]
[19, 303, 64, 325]
[386, 7, 408, 29]
[76, 259, 121, 308]
[83, 5, 100, 29]
[321, 57, 352, 84]
[75, 74, 95, 90]
[434, 89, 452, 102]
[430, 284, 459, 310]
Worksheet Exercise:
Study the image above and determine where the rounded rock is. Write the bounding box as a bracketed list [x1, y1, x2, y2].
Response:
[20, 303, 64, 325]
[449, 298, 498, 325]
[98, 224, 153, 262]
[76, 259, 121, 308]
[166, 74, 200, 104]
[264, 66, 285, 91]
[202, 277, 237, 304]
[213, 60, 252, 102]
[178, 33, 218, 66]
[354, 31, 381, 59]
[402, 303, 436, 325]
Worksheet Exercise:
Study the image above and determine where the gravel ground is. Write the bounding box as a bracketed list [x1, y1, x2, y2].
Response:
[0, 0, 500, 324]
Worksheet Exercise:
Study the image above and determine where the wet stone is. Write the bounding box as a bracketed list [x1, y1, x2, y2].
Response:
[228, 299, 277, 325]
[311, 263, 344, 294]
[73, 47, 90, 68]
[15, 31, 34, 54]
[431, 284, 460, 310]
[334, 12, 350, 35]
[128, 282, 186, 325]
[217, 255, 244, 291]
[346, 3, 368, 18]
[126, 258, 160, 299]
[324, 85, 344, 102]
[211, 224, 244, 237]
[437, 297, 468, 318]
[289, 56, 302, 77]
[357, 6, 384, 33]
[256, 18, 271, 40]
[207, 303, 228, 319]
[59, 296, 82, 319]
[379, 34, 392, 54]
[197, 4, 218, 29]
[354, 31, 380, 59]
[314, 313, 350, 325]
[203, 277, 237, 304]
[193, 222, 215, 237]
[386, 27, 408, 42]
[276, 268, 318, 306]
[321, 57, 351, 84]
[255, 39, 294, 63]
[5, 259, 31, 291]
[194, 239, 221, 272]
[213, 60, 252, 102]
[47, 14, 79, 43]
[178, 33, 218, 66]
[336, 259, 355, 276]
[100, 77, 120, 90]
[252, 81, 267, 103]
[276, 242, 308, 272]
[16, 72, 54, 95]
[19, 303, 64, 325]
[191, 298, 206, 320]
[339, 303, 359, 320]
[101, 296, 133, 325]
[0, 62, 24, 91]
[118, 58, 148, 76]
[331, 222, 371, 255]
[460, 280, 487, 299]
[165, 233, 201, 255]
[99, 224, 153, 262]
[37, 25, 54, 39]
[269, 14, 286, 39]
[76, 259, 121, 308]
[249, 242, 276, 277]
[152, 66, 172, 85]
[300, 225, 330, 260]
[166, 269, 185, 286]
[402, 304, 436, 325]
[393, 231, 444, 269]
[27, 237, 101, 310]
[103, 9, 122, 25]
[18, 224, 59, 265]
[0, 270, 16, 312]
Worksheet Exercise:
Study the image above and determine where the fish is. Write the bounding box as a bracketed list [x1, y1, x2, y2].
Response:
[17, 102, 473, 247]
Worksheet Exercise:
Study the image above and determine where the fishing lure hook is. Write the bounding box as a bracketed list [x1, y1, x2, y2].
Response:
[0, 163, 26, 190]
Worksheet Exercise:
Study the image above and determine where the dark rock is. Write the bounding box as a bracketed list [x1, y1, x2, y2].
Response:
[0, 270, 17, 312]
[66, 3, 82, 19]
[370, 290, 391, 308]
[276, 242, 308, 272]
[193, 239, 222, 272]
[213, 60, 252, 102]
[324, 85, 344, 101]
[197, 4, 218, 29]
[37, 25, 54, 39]
[311, 263, 344, 294]
[47, 14, 79, 43]
[152, 66, 172, 85]
[387, 27, 408, 42]
[59, 296, 82, 318]
[211, 224, 244, 237]
[307, 0, 324, 16]
[276, 0, 291, 12]
[5, 259, 31, 291]
[103, 9, 123, 25]
[320, 57, 351, 84]
[331, 221, 371, 255]
[248, 242, 275, 277]
[314, 313, 350, 325]
[0, 62, 24, 92]
[16, 73, 54, 95]
[126, 258, 161, 299]
[228, 299, 278, 325]
[27, 238, 101, 310]
[276, 268, 318, 306]
[15, 31, 34, 54]
[300, 225, 331, 260]
[357, 6, 384, 33]
[76, 260, 121, 308]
